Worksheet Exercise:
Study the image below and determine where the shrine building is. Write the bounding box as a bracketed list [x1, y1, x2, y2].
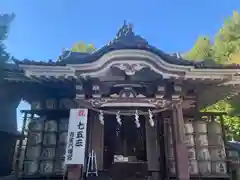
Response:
[2, 22, 240, 180]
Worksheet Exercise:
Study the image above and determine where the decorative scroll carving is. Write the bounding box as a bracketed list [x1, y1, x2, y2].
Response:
[119, 87, 137, 98]
[82, 98, 170, 108]
[88, 99, 109, 107]
[110, 87, 146, 98]
[112, 63, 149, 76]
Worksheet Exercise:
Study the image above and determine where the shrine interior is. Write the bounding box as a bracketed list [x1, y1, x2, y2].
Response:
[103, 114, 147, 170]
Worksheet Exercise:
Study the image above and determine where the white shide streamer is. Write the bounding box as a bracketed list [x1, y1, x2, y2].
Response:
[134, 110, 140, 128]
[148, 109, 154, 127]
[116, 111, 122, 125]
[99, 110, 104, 125]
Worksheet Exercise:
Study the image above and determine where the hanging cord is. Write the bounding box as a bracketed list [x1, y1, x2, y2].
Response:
[77, 101, 178, 116]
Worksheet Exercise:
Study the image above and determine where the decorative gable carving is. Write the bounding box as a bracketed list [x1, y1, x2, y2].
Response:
[112, 63, 149, 76]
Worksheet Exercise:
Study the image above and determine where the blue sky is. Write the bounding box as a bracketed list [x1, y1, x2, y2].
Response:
[2, 0, 240, 130]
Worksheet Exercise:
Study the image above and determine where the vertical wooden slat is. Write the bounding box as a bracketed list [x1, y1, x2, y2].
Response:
[145, 117, 160, 171]
[91, 114, 104, 170]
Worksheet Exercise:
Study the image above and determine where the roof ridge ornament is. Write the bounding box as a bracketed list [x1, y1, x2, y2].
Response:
[115, 20, 134, 40]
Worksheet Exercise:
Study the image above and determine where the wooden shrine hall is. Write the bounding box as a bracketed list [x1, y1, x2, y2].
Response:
[3, 22, 240, 180]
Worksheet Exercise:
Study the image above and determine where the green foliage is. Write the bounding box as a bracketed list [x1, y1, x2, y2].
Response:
[203, 101, 240, 140]
[0, 13, 15, 82]
[184, 36, 213, 61]
[184, 11, 240, 140]
[71, 42, 95, 53]
[213, 11, 240, 64]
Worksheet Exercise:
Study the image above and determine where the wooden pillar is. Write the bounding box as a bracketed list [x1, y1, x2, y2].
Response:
[171, 103, 189, 180]
[91, 113, 104, 170]
[145, 117, 160, 180]
[0, 89, 20, 176]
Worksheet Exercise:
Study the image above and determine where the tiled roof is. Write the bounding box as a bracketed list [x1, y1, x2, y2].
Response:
[12, 21, 240, 69]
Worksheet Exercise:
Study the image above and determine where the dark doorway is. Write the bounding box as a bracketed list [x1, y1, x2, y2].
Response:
[103, 115, 147, 170]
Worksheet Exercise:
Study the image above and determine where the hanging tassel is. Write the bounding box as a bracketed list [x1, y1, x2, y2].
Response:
[99, 110, 104, 125]
[148, 109, 154, 127]
[135, 110, 140, 128]
[116, 111, 122, 125]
